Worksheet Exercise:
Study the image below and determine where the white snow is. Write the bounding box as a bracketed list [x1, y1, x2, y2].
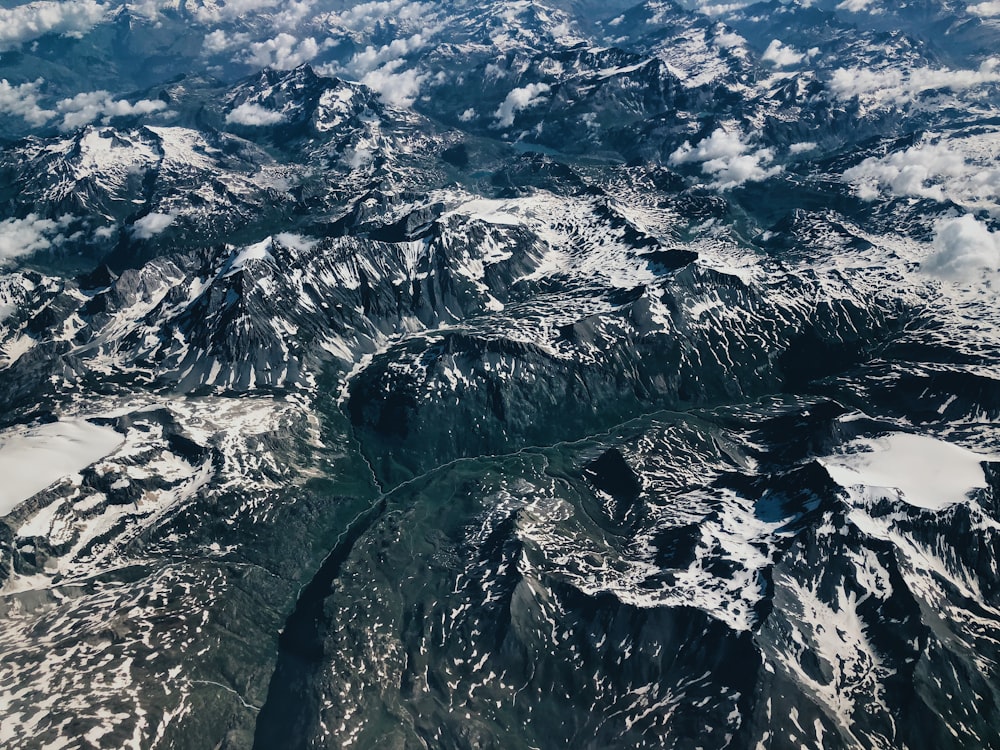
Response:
[0, 420, 123, 516]
[445, 198, 522, 226]
[821, 432, 992, 510]
[595, 61, 651, 79]
[227, 238, 274, 272]
[219, 233, 318, 281]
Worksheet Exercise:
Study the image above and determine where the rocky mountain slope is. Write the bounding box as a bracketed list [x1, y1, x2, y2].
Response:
[1, 1, 999, 748]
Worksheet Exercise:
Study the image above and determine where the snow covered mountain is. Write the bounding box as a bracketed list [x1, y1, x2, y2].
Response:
[1, 1, 999, 749]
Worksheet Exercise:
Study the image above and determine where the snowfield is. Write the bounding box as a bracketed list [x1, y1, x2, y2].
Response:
[0, 419, 123, 516]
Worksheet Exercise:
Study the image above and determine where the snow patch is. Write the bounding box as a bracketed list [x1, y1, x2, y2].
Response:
[227, 237, 274, 272]
[0, 420, 123, 516]
[821, 432, 992, 510]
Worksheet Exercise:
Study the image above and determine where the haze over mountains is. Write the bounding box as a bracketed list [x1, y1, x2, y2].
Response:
[1, 0, 1000, 748]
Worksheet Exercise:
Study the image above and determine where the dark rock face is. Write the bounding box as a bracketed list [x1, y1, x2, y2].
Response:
[584, 448, 642, 517]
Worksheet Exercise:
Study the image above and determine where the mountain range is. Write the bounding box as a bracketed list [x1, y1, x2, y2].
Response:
[1, 0, 1000, 748]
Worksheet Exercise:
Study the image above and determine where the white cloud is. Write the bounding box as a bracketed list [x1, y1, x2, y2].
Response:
[683, 1, 753, 16]
[0, 0, 107, 51]
[322, 0, 434, 31]
[326, 29, 432, 107]
[57, 91, 113, 130]
[761, 39, 805, 67]
[789, 141, 818, 154]
[191, 0, 285, 23]
[55, 90, 166, 131]
[669, 128, 782, 188]
[360, 61, 427, 107]
[348, 33, 428, 74]
[131, 212, 175, 239]
[0, 213, 71, 263]
[837, 0, 875, 11]
[1, 85, 167, 133]
[102, 97, 166, 117]
[344, 33, 428, 101]
[123, 0, 174, 21]
[271, 0, 316, 29]
[0, 78, 55, 126]
[842, 140, 1000, 209]
[923, 214, 1000, 281]
[701, 152, 781, 188]
[968, 1, 1000, 16]
[494, 83, 551, 127]
[714, 30, 746, 49]
[829, 58, 1000, 105]
[458, 108, 476, 122]
[202, 29, 250, 54]
[246, 33, 320, 71]
[225, 102, 285, 126]
[669, 128, 746, 163]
